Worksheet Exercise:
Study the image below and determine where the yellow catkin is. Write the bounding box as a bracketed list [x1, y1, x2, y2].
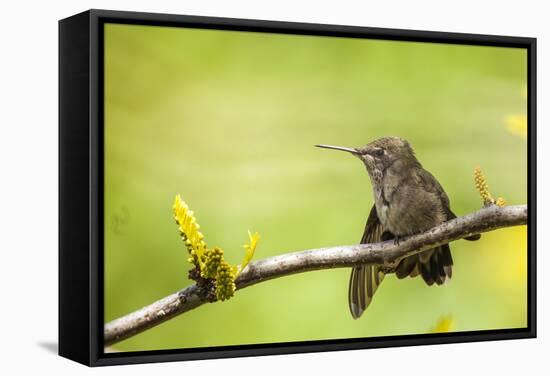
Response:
[173, 195, 207, 267]
[215, 261, 237, 301]
[474, 167, 493, 206]
[173, 194, 260, 302]
[474, 168, 506, 207]
[202, 247, 224, 279]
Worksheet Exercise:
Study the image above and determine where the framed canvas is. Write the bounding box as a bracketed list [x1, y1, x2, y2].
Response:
[59, 9, 536, 366]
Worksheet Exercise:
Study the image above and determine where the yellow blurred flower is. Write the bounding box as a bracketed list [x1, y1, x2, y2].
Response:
[480, 226, 527, 288]
[506, 114, 527, 140]
[431, 315, 454, 333]
[505, 87, 527, 140]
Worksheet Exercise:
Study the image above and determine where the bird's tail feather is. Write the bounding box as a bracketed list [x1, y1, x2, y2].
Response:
[348, 265, 385, 319]
[464, 234, 481, 241]
[396, 244, 453, 286]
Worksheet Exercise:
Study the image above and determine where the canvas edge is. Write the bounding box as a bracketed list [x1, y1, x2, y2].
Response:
[59, 10, 93, 366]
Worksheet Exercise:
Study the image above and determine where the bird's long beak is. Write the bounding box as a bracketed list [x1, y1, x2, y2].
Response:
[315, 144, 359, 155]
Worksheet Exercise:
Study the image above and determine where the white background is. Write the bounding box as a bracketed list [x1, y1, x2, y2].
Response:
[0, 0, 546, 374]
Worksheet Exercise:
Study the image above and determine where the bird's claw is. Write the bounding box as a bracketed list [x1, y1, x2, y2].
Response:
[393, 236, 401, 246]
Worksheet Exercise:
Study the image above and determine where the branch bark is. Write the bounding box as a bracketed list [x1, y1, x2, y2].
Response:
[104, 204, 527, 346]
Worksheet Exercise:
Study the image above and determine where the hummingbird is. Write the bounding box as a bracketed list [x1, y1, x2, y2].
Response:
[316, 137, 480, 319]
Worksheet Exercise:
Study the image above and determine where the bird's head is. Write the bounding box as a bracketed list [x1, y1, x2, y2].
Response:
[316, 136, 418, 178]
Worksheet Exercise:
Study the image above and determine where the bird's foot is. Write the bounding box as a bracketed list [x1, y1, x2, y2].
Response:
[393, 236, 401, 246]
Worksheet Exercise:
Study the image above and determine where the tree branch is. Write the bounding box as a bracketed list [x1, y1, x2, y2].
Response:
[104, 204, 527, 346]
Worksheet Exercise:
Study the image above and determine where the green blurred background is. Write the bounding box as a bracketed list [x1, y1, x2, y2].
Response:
[104, 23, 527, 352]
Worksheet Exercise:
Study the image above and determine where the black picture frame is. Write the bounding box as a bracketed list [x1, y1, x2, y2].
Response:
[59, 9, 537, 367]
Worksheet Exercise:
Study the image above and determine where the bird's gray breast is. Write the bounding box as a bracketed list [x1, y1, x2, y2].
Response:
[374, 187, 390, 227]
[372, 166, 402, 233]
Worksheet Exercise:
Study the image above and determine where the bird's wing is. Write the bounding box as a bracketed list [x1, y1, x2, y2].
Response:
[416, 168, 481, 241]
[416, 167, 451, 210]
[360, 205, 385, 244]
[348, 205, 389, 319]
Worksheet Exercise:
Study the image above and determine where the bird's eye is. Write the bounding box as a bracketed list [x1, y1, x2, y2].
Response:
[373, 149, 385, 157]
